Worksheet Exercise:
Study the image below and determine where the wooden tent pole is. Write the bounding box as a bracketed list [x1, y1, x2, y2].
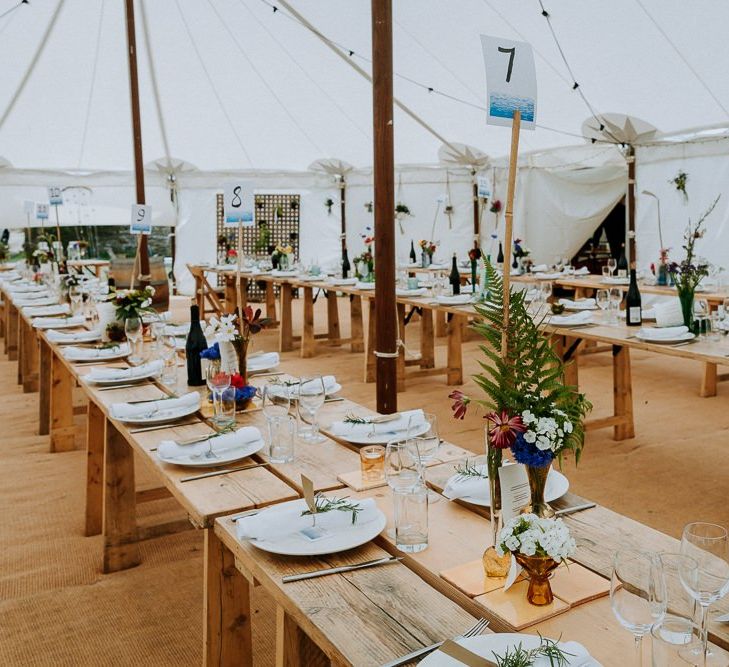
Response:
[627, 145, 636, 267]
[501, 110, 521, 357]
[371, 0, 397, 414]
[340, 176, 347, 258]
[472, 169, 480, 250]
[124, 0, 150, 289]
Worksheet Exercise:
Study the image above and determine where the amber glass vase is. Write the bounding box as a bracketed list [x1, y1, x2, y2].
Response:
[524, 464, 556, 519]
[514, 554, 559, 605]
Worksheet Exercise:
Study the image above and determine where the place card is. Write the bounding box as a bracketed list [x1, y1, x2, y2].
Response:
[337, 470, 388, 492]
[498, 463, 530, 522]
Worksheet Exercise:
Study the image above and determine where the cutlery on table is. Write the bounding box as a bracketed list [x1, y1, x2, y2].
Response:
[282, 556, 402, 583]
[125, 395, 176, 405]
[555, 502, 597, 517]
[129, 420, 200, 434]
[230, 508, 261, 522]
[97, 382, 151, 391]
[379, 618, 489, 667]
[439, 639, 497, 667]
[248, 370, 285, 378]
[179, 461, 270, 483]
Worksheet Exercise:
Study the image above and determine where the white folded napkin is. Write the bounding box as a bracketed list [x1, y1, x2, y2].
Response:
[33, 315, 86, 329]
[62, 343, 130, 361]
[443, 465, 489, 500]
[534, 272, 562, 280]
[14, 296, 58, 307]
[46, 329, 101, 344]
[25, 304, 71, 317]
[549, 311, 593, 326]
[531, 264, 548, 272]
[429, 262, 447, 269]
[573, 266, 590, 275]
[436, 294, 472, 305]
[356, 282, 376, 290]
[637, 325, 689, 340]
[653, 299, 685, 328]
[12, 290, 50, 301]
[396, 287, 427, 296]
[110, 391, 200, 420]
[268, 375, 338, 399]
[329, 277, 358, 286]
[8, 284, 46, 293]
[236, 497, 379, 542]
[163, 323, 189, 336]
[603, 276, 630, 284]
[329, 408, 425, 438]
[297, 274, 320, 281]
[84, 359, 163, 383]
[157, 426, 261, 460]
[558, 298, 596, 311]
[271, 270, 297, 277]
[247, 351, 279, 371]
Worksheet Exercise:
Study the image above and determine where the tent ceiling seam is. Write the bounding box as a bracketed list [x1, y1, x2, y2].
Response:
[77, 0, 105, 169]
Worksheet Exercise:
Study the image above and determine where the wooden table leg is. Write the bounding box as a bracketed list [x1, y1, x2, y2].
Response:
[204, 529, 252, 667]
[396, 303, 406, 392]
[276, 606, 327, 667]
[50, 353, 76, 452]
[7, 302, 18, 360]
[22, 318, 39, 393]
[446, 314, 464, 385]
[103, 420, 140, 573]
[17, 313, 25, 385]
[279, 283, 293, 352]
[701, 362, 718, 398]
[420, 308, 435, 369]
[39, 337, 51, 435]
[613, 345, 635, 441]
[326, 291, 341, 346]
[365, 299, 376, 383]
[224, 275, 236, 312]
[350, 295, 364, 353]
[85, 400, 105, 537]
[435, 311, 447, 338]
[266, 282, 277, 323]
[301, 286, 316, 358]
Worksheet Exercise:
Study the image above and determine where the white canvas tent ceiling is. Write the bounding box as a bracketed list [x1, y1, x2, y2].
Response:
[2, 0, 729, 174]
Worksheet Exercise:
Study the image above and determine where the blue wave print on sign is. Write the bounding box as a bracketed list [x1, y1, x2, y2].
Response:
[489, 93, 535, 122]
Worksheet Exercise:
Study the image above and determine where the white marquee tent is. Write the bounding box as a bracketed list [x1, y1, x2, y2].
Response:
[1, 0, 729, 293]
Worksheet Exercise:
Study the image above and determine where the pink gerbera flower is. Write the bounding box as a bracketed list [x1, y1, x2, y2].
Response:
[486, 411, 526, 448]
[448, 390, 470, 420]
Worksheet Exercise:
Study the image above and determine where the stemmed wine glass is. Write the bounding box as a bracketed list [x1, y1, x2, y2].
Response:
[124, 316, 143, 363]
[679, 522, 729, 665]
[407, 413, 440, 503]
[297, 376, 326, 443]
[610, 549, 667, 666]
[607, 257, 618, 277]
[596, 289, 610, 322]
[206, 362, 231, 430]
[69, 285, 83, 316]
[609, 288, 623, 324]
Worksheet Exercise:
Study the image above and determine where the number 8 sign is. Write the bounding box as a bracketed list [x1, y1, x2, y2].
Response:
[480, 35, 537, 130]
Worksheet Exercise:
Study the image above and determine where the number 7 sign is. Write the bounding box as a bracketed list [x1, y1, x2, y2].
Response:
[480, 35, 537, 130]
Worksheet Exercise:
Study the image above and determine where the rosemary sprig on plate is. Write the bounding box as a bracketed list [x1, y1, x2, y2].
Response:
[454, 459, 487, 479]
[343, 412, 368, 425]
[301, 494, 363, 524]
[492, 635, 573, 667]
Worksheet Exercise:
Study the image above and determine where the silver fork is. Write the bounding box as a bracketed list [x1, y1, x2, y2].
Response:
[379, 617, 489, 667]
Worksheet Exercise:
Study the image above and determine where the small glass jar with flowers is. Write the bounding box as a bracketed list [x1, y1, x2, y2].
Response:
[354, 235, 375, 281]
[418, 239, 437, 268]
[496, 514, 576, 605]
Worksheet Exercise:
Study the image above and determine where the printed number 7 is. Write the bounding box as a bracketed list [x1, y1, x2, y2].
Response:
[498, 46, 515, 83]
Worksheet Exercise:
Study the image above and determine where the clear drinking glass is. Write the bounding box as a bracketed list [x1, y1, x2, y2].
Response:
[360, 445, 385, 482]
[69, 285, 83, 316]
[206, 362, 232, 426]
[124, 316, 143, 363]
[596, 289, 610, 320]
[218, 387, 237, 427]
[297, 376, 326, 443]
[679, 522, 729, 665]
[602, 266, 611, 280]
[261, 384, 290, 419]
[609, 288, 623, 323]
[608, 257, 618, 276]
[651, 616, 704, 666]
[540, 280, 552, 304]
[267, 415, 296, 463]
[160, 337, 178, 390]
[407, 413, 439, 462]
[610, 549, 667, 667]
[385, 439, 424, 492]
[394, 483, 428, 553]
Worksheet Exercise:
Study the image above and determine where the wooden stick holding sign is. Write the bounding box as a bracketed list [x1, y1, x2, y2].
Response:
[223, 182, 254, 326]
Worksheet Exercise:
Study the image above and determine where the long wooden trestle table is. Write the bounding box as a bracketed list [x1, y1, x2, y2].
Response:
[5, 315, 729, 665]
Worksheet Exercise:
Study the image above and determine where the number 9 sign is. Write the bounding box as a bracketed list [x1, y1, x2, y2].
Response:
[130, 204, 152, 235]
[480, 35, 537, 130]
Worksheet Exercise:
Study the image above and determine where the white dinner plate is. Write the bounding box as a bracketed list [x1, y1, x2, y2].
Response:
[420, 634, 600, 666]
[82, 366, 161, 386]
[48, 330, 102, 345]
[356, 282, 376, 290]
[112, 402, 200, 425]
[33, 318, 86, 329]
[635, 331, 695, 344]
[334, 420, 431, 445]
[63, 345, 130, 362]
[561, 302, 597, 311]
[396, 288, 427, 297]
[268, 382, 342, 400]
[157, 436, 264, 467]
[547, 318, 594, 329]
[247, 354, 279, 373]
[447, 465, 569, 508]
[329, 277, 358, 286]
[248, 499, 387, 557]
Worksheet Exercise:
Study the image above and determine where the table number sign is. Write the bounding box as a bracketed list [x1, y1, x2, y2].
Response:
[48, 186, 63, 206]
[130, 204, 152, 235]
[223, 181, 254, 227]
[477, 176, 491, 199]
[480, 35, 537, 130]
[35, 203, 49, 220]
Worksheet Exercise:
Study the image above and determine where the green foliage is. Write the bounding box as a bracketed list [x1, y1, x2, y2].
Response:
[470, 261, 591, 463]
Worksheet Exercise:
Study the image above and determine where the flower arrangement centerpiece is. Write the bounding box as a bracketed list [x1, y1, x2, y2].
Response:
[354, 231, 375, 281]
[419, 239, 437, 268]
[448, 261, 590, 575]
[200, 342, 257, 408]
[272, 244, 293, 270]
[513, 238, 532, 273]
[395, 202, 412, 234]
[655, 247, 671, 286]
[468, 247, 482, 295]
[668, 195, 720, 332]
[203, 306, 272, 388]
[497, 514, 576, 605]
[112, 286, 156, 322]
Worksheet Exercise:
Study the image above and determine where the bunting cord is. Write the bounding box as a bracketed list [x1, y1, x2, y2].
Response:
[236, 0, 370, 142]
[173, 0, 254, 167]
[207, 0, 325, 156]
[0, 0, 27, 21]
[77, 0, 105, 168]
[0, 0, 22, 38]
[634, 0, 729, 121]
